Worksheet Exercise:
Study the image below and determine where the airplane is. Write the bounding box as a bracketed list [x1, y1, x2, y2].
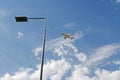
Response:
[62, 33, 74, 40]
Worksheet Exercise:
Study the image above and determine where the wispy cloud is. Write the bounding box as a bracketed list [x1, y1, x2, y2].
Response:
[84, 43, 120, 67]
[17, 32, 24, 39]
[75, 52, 87, 62]
[63, 22, 77, 28]
[33, 31, 84, 56]
[116, 0, 120, 3]
[100, 0, 120, 4]
[0, 10, 8, 16]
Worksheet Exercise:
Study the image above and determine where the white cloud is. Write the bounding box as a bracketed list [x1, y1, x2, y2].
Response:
[66, 65, 91, 80]
[32, 47, 42, 56]
[75, 52, 87, 62]
[0, 58, 71, 80]
[43, 58, 71, 80]
[67, 65, 120, 80]
[1, 41, 120, 80]
[1, 29, 120, 80]
[17, 32, 24, 39]
[2, 59, 119, 80]
[33, 31, 83, 56]
[95, 69, 120, 80]
[0, 68, 32, 80]
[84, 43, 120, 67]
[30, 58, 71, 80]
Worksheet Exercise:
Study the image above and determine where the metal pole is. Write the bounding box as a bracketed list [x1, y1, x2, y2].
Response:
[28, 18, 46, 19]
[15, 16, 47, 80]
[40, 18, 47, 80]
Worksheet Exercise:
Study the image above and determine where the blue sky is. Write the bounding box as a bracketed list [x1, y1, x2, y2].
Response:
[0, 0, 120, 80]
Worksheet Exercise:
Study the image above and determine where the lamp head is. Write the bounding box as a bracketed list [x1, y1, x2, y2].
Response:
[15, 16, 28, 22]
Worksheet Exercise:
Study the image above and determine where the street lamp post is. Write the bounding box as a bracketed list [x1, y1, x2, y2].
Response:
[15, 16, 47, 80]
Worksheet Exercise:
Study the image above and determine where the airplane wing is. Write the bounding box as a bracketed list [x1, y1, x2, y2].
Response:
[64, 36, 67, 39]
[62, 33, 74, 40]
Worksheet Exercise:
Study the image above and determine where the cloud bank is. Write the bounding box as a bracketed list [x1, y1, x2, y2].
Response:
[1, 31, 120, 80]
